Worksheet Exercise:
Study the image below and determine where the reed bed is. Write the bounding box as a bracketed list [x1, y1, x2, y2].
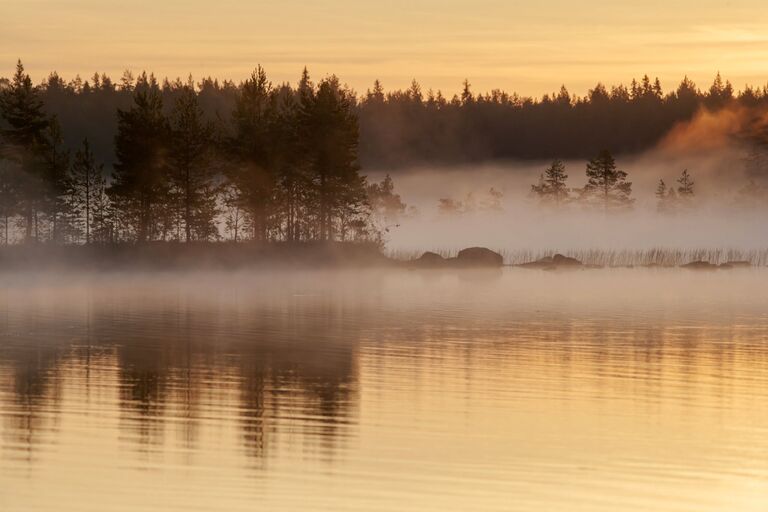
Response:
[502, 248, 768, 267]
[388, 247, 768, 267]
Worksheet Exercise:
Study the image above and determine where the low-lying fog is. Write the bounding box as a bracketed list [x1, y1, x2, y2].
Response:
[369, 107, 768, 255]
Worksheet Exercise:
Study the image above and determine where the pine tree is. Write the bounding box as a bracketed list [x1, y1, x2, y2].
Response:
[70, 138, 103, 243]
[0, 160, 17, 244]
[300, 76, 367, 240]
[655, 179, 674, 213]
[677, 169, 694, 198]
[0, 60, 51, 241]
[109, 87, 170, 242]
[229, 66, 274, 241]
[91, 176, 113, 243]
[531, 160, 569, 206]
[582, 150, 633, 211]
[168, 83, 219, 241]
[223, 184, 247, 242]
[45, 117, 74, 243]
[270, 82, 305, 242]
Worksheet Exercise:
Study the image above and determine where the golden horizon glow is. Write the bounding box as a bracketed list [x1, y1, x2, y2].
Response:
[2, 0, 768, 97]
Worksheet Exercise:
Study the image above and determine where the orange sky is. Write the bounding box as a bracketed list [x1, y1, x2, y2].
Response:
[2, 0, 768, 97]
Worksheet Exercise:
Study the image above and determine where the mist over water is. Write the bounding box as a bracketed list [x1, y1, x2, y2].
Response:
[373, 131, 767, 255]
[2, 268, 768, 512]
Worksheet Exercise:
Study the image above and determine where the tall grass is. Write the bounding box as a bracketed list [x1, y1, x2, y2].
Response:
[502, 248, 768, 267]
[388, 247, 768, 266]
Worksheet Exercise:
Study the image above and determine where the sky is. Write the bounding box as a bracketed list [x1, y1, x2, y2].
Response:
[2, 0, 768, 97]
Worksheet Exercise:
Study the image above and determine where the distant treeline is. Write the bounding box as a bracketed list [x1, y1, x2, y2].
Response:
[1, 65, 763, 170]
[0, 61, 406, 245]
[2, 60, 767, 246]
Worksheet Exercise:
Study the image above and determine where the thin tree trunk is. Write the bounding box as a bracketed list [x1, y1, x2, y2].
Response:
[85, 171, 90, 244]
[185, 166, 191, 243]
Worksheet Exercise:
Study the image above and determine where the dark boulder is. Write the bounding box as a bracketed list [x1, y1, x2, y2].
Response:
[454, 247, 504, 267]
[413, 251, 446, 267]
[519, 253, 582, 269]
[552, 254, 582, 266]
[681, 261, 718, 270]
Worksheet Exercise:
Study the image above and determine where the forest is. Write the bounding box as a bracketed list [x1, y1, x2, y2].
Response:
[0, 59, 766, 246]
[6, 65, 764, 171]
[0, 61, 408, 245]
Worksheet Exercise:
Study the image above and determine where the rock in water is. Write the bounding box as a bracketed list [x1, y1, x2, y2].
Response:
[681, 261, 718, 270]
[552, 254, 582, 266]
[455, 247, 504, 267]
[414, 251, 446, 267]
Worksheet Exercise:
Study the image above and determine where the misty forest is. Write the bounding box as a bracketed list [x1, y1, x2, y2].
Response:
[1, 60, 767, 247]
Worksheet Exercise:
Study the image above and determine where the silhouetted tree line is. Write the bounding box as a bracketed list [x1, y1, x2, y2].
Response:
[0, 61, 407, 245]
[0, 64, 760, 171]
[359, 74, 752, 166]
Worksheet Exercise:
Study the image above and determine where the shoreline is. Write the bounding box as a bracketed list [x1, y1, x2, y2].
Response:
[0, 242, 765, 272]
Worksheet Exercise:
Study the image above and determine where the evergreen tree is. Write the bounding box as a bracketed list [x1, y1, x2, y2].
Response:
[655, 178, 676, 213]
[270, 82, 306, 242]
[367, 174, 406, 223]
[300, 76, 367, 240]
[228, 66, 274, 241]
[0, 160, 17, 244]
[0, 60, 51, 241]
[168, 83, 219, 241]
[581, 150, 633, 211]
[109, 87, 169, 242]
[45, 117, 74, 243]
[70, 138, 103, 243]
[677, 169, 694, 198]
[223, 184, 247, 242]
[531, 160, 569, 206]
[91, 175, 113, 243]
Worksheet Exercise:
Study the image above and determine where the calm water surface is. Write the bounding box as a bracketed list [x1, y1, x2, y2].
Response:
[1, 268, 767, 511]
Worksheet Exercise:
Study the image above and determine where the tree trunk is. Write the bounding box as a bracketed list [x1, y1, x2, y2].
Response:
[185, 166, 191, 243]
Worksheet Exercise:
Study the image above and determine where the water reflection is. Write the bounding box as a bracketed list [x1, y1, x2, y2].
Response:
[1, 269, 768, 511]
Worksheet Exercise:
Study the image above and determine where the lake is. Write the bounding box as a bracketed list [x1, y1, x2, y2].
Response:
[1, 268, 767, 511]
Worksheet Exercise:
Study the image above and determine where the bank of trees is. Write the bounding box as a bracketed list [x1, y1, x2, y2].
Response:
[0, 61, 398, 245]
[4, 65, 766, 170]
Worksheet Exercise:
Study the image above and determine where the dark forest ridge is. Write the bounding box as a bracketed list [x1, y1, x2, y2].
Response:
[2, 60, 766, 249]
[1, 61, 762, 170]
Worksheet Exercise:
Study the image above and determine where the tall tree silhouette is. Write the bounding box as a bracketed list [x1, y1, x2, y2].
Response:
[0, 161, 17, 244]
[70, 138, 103, 243]
[581, 150, 633, 211]
[531, 160, 569, 206]
[229, 66, 274, 241]
[110, 87, 169, 242]
[45, 117, 74, 243]
[300, 76, 367, 240]
[168, 82, 219, 241]
[677, 169, 694, 197]
[0, 60, 51, 241]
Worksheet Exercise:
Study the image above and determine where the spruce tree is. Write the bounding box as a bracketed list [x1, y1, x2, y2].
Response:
[531, 160, 569, 206]
[70, 138, 103, 243]
[0, 60, 51, 241]
[45, 117, 74, 243]
[0, 161, 17, 244]
[677, 169, 694, 197]
[300, 76, 366, 240]
[229, 66, 274, 241]
[109, 87, 169, 242]
[168, 83, 218, 242]
[582, 150, 633, 211]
